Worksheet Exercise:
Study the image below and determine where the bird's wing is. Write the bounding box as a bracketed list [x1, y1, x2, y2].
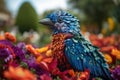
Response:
[64, 38, 111, 79]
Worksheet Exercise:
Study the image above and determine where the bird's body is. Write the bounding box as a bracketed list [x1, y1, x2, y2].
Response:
[39, 10, 112, 79]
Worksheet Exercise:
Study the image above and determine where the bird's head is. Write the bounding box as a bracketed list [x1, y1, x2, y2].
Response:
[39, 10, 80, 35]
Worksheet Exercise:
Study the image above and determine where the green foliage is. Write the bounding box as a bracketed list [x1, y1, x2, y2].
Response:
[16, 2, 39, 33]
[114, 4, 120, 23]
[68, 0, 117, 33]
[113, 3, 120, 34]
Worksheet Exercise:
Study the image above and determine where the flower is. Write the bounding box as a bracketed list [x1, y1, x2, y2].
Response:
[1, 31, 120, 80]
[79, 69, 90, 80]
[36, 56, 43, 62]
[16, 42, 26, 59]
[48, 59, 58, 74]
[0, 40, 14, 47]
[23, 55, 49, 76]
[0, 42, 15, 62]
[5, 32, 16, 42]
[16, 42, 26, 49]
[0, 35, 5, 40]
[4, 66, 36, 80]
[23, 55, 37, 69]
[13, 46, 26, 60]
[68, 69, 76, 77]
[42, 57, 53, 63]
[104, 54, 112, 64]
[110, 49, 120, 61]
[36, 46, 49, 54]
[101, 28, 107, 35]
[108, 17, 115, 32]
[46, 50, 52, 57]
[0, 40, 26, 61]
[100, 46, 115, 53]
[40, 74, 52, 80]
[26, 44, 39, 57]
[8, 60, 19, 67]
[116, 55, 120, 60]
[111, 65, 120, 80]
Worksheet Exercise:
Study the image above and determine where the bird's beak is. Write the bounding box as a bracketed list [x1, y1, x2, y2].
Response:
[39, 18, 54, 26]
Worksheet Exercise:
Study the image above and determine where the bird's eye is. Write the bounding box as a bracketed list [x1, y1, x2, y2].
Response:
[58, 18, 62, 23]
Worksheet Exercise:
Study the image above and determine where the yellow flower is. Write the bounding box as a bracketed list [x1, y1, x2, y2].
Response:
[36, 46, 49, 53]
[101, 28, 107, 35]
[108, 17, 115, 32]
[104, 54, 112, 64]
[46, 50, 52, 57]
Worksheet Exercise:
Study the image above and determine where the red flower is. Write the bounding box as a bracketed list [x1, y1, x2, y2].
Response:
[100, 46, 115, 53]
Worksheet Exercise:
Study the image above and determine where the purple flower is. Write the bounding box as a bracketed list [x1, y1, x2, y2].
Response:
[12, 46, 25, 60]
[0, 40, 26, 61]
[16, 42, 26, 50]
[0, 40, 14, 47]
[0, 40, 15, 62]
[0, 40, 27, 63]
[23, 55, 49, 75]
[111, 65, 120, 79]
[0, 48, 11, 58]
[23, 56, 36, 68]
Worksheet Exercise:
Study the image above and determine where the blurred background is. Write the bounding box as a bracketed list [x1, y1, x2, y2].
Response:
[0, 0, 120, 47]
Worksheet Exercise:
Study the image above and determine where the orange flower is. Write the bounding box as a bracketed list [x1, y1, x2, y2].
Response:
[5, 32, 16, 42]
[36, 56, 43, 62]
[68, 69, 76, 77]
[79, 69, 90, 80]
[116, 54, 120, 60]
[0, 35, 5, 40]
[4, 66, 36, 80]
[104, 54, 112, 64]
[26, 44, 39, 57]
[111, 49, 120, 60]
[111, 49, 120, 56]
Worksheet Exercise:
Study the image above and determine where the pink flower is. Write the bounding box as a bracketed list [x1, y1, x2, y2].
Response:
[40, 74, 52, 80]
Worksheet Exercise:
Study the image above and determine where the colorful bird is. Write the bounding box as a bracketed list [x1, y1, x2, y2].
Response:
[39, 10, 112, 79]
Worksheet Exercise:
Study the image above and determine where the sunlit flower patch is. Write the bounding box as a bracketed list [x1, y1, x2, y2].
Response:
[0, 32, 120, 80]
